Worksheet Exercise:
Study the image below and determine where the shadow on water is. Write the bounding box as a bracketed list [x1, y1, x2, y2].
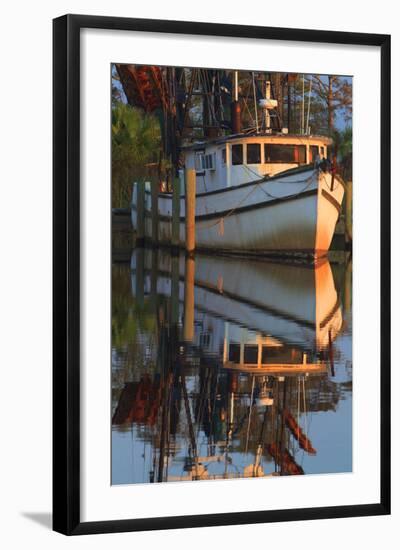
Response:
[111, 246, 352, 485]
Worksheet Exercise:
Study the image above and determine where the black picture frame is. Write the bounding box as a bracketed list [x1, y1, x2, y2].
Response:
[53, 14, 391, 535]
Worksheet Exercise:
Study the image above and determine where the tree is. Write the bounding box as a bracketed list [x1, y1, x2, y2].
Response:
[112, 101, 161, 207]
[311, 75, 352, 133]
[334, 127, 352, 180]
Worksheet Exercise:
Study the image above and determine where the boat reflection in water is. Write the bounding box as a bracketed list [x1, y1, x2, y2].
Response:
[112, 248, 352, 484]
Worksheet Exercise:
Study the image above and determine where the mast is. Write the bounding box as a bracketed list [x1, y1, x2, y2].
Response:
[306, 76, 312, 134]
[231, 70, 241, 133]
[301, 74, 305, 134]
[252, 73, 259, 133]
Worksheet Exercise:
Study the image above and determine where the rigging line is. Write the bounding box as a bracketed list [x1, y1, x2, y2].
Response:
[302, 376, 308, 442]
[285, 132, 343, 193]
[242, 79, 255, 127]
[245, 375, 256, 454]
[320, 168, 342, 191]
[202, 70, 214, 124]
[217, 72, 224, 123]
[242, 158, 343, 200]
[242, 164, 317, 200]
[297, 376, 301, 453]
[200, 70, 214, 127]
[240, 159, 316, 186]
[306, 76, 313, 134]
[209, 71, 218, 124]
[195, 368, 210, 438]
[252, 72, 259, 132]
[209, 370, 219, 444]
[195, 167, 317, 232]
[195, 175, 262, 230]
[181, 373, 199, 470]
[224, 394, 233, 476]
[242, 97, 255, 125]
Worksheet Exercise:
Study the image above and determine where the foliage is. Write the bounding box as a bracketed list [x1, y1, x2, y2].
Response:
[334, 127, 352, 179]
[335, 126, 352, 159]
[311, 75, 352, 132]
[287, 75, 352, 135]
[112, 101, 161, 208]
[112, 264, 158, 374]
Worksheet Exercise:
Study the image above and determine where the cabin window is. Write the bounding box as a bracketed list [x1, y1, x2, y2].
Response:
[221, 148, 226, 164]
[194, 151, 205, 173]
[202, 152, 216, 171]
[261, 346, 281, 364]
[264, 144, 306, 163]
[244, 345, 258, 364]
[229, 343, 241, 363]
[320, 146, 325, 157]
[247, 143, 261, 164]
[232, 144, 243, 165]
[196, 152, 216, 171]
[309, 145, 319, 162]
[199, 333, 211, 348]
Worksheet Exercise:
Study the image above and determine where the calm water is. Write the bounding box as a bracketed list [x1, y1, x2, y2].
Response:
[112, 245, 352, 484]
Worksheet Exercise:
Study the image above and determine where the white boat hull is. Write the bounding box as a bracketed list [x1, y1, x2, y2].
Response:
[131, 249, 343, 350]
[131, 166, 345, 258]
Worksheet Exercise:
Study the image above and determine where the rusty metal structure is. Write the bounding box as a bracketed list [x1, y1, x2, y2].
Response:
[114, 64, 298, 173]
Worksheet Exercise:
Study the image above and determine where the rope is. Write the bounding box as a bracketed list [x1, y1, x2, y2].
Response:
[320, 168, 342, 192]
[302, 376, 308, 442]
[190, 148, 344, 233]
[286, 133, 344, 192]
[195, 166, 318, 231]
[195, 175, 263, 230]
[242, 163, 317, 200]
[297, 376, 301, 452]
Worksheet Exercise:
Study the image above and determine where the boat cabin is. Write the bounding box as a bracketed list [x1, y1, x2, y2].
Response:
[222, 324, 326, 375]
[181, 133, 332, 194]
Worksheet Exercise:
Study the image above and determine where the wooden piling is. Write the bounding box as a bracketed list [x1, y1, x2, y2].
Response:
[151, 180, 159, 245]
[344, 257, 352, 317]
[172, 177, 180, 250]
[183, 255, 195, 341]
[136, 181, 145, 245]
[345, 180, 352, 245]
[330, 157, 336, 191]
[185, 168, 196, 254]
[135, 246, 145, 308]
[328, 329, 335, 377]
[171, 254, 180, 326]
[150, 248, 158, 308]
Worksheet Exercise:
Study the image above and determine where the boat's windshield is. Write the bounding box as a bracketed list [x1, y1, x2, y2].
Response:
[265, 144, 307, 164]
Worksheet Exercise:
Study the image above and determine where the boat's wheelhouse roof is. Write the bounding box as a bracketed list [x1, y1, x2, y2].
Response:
[181, 132, 332, 151]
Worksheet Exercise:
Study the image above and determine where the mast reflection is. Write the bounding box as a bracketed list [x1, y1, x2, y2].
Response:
[112, 248, 351, 483]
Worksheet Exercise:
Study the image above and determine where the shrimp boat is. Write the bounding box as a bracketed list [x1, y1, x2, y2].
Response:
[131, 77, 345, 260]
[131, 248, 343, 370]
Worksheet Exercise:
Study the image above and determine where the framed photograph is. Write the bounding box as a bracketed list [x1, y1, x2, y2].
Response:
[53, 14, 390, 535]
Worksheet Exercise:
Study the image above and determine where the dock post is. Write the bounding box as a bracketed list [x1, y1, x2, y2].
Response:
[150, 247, 159, 310]
[185, 168, 196, 255]
[135, 246, 145, 308]
[151, 180, 159, 246]
[136, 181, 145, 246]
[171, 254, 180, 326]
[172, 177, 181, 251]
[345, 180, 352, 246]
[183, 255, 195, 341]
[344, 257, 352, 317]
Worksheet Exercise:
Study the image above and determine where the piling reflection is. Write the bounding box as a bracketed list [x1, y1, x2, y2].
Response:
[112, 248, 352, 484]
